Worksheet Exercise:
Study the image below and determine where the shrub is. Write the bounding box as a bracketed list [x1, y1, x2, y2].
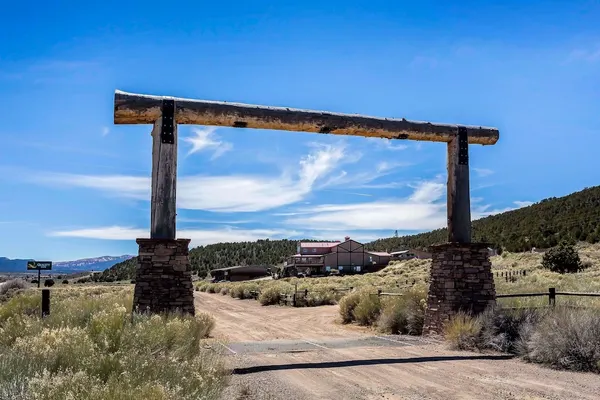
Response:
[242, 283, 259, 299]
[478, 306, 546, 354]
[352, 292, 381, 326]
[305, 291, 336, 307]
[375, 287, 426, 334]
[444, 312, 482, 350]
[43, 279, 55, 287]
[206, 284, 218, 294]
[338, 291, 362, 323]
[258, 286, 281, 306]
[525, 307, 600, 372]
[220, 287, 229, 296]
[542, 242, 584, 273]
[0, 280, 27, 299]
[231, 284, 245, 299]
[377, 297, 408, 334]
[62, 280, 69, 285]
[0, 287, 226, 399]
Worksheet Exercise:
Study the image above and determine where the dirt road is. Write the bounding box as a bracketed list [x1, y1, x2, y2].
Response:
[195, 292, 600, 400]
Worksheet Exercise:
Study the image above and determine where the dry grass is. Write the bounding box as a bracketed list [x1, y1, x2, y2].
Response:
[444, 312, 482, 351]
[0, 286, 227, 400]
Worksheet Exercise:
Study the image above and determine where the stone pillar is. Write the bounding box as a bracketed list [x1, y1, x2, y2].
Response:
[133, 238, 195, 315]
[422, 243, 495, 335]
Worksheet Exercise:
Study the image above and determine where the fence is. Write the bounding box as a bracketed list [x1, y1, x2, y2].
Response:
[224, 284, 600, 309]
[495, 270, 527, 283]
[496, 287, 600, 307]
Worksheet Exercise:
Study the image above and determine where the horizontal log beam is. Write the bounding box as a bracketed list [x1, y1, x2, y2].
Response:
[114, 90, 499, 145]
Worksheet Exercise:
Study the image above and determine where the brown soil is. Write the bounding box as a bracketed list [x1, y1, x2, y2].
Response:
[195, 292, 600, 400]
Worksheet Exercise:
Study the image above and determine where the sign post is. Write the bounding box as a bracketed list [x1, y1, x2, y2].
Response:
[27, 261, 52, 288]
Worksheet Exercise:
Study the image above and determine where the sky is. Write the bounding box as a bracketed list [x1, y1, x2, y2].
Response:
[1, 0, 599, 261]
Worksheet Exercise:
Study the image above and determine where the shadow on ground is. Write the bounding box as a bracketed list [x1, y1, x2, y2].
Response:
[232, 354, 515, 375]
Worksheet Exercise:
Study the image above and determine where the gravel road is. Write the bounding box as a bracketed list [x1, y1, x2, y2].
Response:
[195, 292, 600, 400]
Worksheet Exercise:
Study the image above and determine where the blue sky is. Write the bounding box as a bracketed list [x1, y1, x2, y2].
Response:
[1, 1, 599, 261]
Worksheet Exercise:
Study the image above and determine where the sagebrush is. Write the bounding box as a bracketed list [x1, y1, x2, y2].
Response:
[0, 286, 226, 400]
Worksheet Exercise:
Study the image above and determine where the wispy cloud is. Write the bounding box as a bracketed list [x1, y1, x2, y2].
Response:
[101, 127, 110, 136]
[473, 200, 534, 218]
[473, 168, 494, 178]
[566, 46, 600, 63]
[319, 159, 410, 189]
[284, 180, 447, 232]
[183, 127, 233, 159]
[48, 226, 298, 248]
[33, 144, 348, 212]
[366, 138, 409, 151]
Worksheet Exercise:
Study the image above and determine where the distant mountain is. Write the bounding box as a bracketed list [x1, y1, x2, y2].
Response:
[0, 255, 135, 274]
[0, 257, 33, 273]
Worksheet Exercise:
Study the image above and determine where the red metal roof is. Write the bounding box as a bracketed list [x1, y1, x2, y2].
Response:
[299, 241, 340, 248]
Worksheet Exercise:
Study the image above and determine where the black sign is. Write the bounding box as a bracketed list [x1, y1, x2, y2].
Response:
[27, 261, 52, 270]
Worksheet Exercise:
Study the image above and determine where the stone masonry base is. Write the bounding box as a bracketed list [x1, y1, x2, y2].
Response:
[422, 243, 496, 335]
[133, 238, 195, 315]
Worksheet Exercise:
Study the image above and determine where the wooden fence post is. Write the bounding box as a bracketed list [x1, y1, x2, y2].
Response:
[377, 289, 382, 297]
[549, 287, 556, 307]
[293, 283, 297, 307]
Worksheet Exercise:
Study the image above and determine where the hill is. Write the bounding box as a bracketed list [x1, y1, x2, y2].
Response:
[0, 255, 134, 274]
[368, 186, 600, 253]
[102, 185, 600, 281]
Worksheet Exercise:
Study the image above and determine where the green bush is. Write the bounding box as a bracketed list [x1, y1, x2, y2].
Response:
[542, 242, 584, 273]
[258, 287, 282, 306]
[338, 291, 362, 323]
[352, 292, 381, 326]
[242, 283, 259, 299]
[231, 285, 245, 299]
[205, 284, 218, 294]
[220, 287, 229, 296]
[377, 298, 408, 334]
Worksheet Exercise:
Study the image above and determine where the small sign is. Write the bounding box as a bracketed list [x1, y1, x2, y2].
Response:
[27, 261, 52, 270]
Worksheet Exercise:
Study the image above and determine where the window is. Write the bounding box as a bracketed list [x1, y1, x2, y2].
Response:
[302, 248, 307, 253]
[312, 248, 316, 253]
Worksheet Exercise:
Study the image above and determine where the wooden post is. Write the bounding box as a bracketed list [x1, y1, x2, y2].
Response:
[150, 100, 177, 240]
[549, 287, 556, 307]
[447, 127, 472, 243]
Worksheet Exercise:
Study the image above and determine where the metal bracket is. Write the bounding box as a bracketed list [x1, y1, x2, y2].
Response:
[458, 126, 469, 165]
[161, 99, 175, 144]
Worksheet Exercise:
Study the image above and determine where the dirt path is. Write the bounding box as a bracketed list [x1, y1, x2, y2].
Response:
[195, 292, 600, 400]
